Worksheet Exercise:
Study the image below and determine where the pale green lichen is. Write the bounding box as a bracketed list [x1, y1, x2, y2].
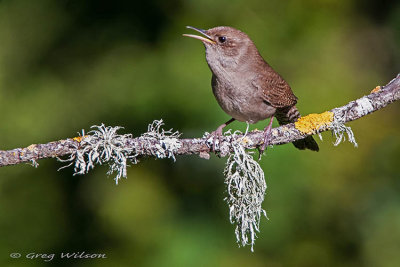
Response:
[140, 119, 182, 161]
[223, 130, 267, 252]
[330, 115, 358, 147]
[59, 124, 136, 184]
[59, 120, 181, 184]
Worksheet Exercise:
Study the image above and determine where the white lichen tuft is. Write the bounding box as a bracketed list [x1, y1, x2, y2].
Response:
[140, 119, 182, 161]
[58, 120, 181, 184]
[223, 131, 268, 252]
[317, 132, 324, 141]
[28, 159, 39, 168]
[59, 124, 136, 184]
[331, 115, 358, 147]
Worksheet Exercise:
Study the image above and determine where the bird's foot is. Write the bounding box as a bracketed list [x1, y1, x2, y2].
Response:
[258, 116, 274, 159]
[207, 118, 235, 153]
[208, 125, 225, 152]
[260, 127, 272, 153]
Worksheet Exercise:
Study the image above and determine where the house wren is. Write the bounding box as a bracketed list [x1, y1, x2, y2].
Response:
[183, 26, 319, 152]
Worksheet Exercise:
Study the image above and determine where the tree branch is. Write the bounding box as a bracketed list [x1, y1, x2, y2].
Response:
[1, 73, 399, 168]
[1, 73, 399, 251]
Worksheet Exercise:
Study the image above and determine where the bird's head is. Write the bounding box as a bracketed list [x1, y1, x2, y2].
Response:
[183, 26, 256, 73]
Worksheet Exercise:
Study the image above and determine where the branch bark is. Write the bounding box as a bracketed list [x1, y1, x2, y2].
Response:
[1, 73, 399, 168]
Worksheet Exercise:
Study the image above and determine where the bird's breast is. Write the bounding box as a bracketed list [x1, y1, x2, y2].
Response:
[211, 74, 276, 123]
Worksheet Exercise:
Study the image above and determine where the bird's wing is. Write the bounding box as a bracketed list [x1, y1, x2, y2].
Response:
[251, 71, 298, 108]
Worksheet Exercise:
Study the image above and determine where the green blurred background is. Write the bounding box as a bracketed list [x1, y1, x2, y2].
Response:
[0, 0, 399, 266]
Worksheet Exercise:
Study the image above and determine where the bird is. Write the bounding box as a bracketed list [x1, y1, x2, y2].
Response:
[183, 26, 319, 153]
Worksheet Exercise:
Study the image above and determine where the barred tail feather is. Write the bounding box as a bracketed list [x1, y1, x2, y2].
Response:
[275, 106, 319, 152]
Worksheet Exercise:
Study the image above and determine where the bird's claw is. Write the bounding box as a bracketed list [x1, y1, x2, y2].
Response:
[259, 130, 272, 155]
[257, 133, 271, 161]
[258, 116, 274, 160]
[208, 126, 224, 152]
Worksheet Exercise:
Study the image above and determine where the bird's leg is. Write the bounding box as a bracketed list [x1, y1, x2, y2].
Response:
[259, 116, 274, 155]
[209, 118, 235, 152]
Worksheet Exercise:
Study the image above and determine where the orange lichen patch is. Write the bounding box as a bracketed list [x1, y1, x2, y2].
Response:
[73, 136, 87, 142]
[371, 86, 381, 93]
[295, 111, 334, 135]
[27, 144, 36, 151]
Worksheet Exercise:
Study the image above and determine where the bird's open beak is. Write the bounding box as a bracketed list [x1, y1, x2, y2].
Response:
[183, 26, 216, 44]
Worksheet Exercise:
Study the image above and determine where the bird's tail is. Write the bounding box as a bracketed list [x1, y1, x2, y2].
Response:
[275, 106, 319, 151]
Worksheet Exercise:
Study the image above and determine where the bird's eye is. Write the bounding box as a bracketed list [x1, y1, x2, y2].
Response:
[218, 36, 227, 43]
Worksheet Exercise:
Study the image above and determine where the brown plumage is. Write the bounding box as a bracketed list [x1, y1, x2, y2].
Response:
[183, 26, 319, 152]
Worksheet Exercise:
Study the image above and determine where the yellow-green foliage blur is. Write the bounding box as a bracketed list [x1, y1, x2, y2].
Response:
[0, 0, 399, 266]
